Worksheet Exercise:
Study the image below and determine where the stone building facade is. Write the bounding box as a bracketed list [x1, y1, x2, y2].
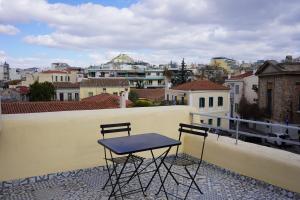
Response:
[255, 60, 300, 124]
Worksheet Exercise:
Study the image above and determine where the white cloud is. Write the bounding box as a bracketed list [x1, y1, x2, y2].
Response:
[0, 50, 7, 61]
[0, 24, 19, 35]
[1, 0, 300, 64]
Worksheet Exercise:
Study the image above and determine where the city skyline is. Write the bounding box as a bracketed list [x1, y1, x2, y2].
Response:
[1, 0, 300, 68]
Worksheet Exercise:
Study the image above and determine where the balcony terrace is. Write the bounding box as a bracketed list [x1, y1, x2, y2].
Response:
[0, 106, 299, 199]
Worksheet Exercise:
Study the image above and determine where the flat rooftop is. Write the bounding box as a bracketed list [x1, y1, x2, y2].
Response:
[1, 157, 298, 200]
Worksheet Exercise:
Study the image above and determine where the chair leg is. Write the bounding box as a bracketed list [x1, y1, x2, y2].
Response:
[156, 163, 174, 195]
[183, 166, 203, 200]
[132, 160, 146, 197]
[102, 162, 118, 190]
[109, 154, 131, 200]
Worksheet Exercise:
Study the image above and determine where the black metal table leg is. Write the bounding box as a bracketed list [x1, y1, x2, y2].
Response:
[144, 148, 171, 200]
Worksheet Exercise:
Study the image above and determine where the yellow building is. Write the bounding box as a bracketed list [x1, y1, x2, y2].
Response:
[38, 70, 78, 83]
[210, 57, 237, 72]
[79, 78, 130, 100]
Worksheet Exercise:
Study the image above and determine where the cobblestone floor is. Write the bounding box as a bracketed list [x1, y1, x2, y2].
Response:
[1, 157, 299, 200]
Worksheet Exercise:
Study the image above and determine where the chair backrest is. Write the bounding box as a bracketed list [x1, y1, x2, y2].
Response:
[176, 123, 209, 156]
[100, 122, 131, 139]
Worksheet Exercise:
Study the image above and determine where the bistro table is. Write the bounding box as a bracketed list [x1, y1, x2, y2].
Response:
[98, 133, 181, 199]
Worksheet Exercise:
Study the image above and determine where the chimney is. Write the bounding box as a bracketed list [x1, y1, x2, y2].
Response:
[285, 55, 293, 63]
[119, 92, 126, 108]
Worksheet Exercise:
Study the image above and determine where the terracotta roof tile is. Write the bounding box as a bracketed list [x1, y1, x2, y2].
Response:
[132, 89, 165, 101]
[229, 71, 254, 80]
[41, 70, 68, 74]
[1, 101, 119, 114]
[53, 82, 80, 89]
[80, 78, 129, 87]
[16, 86, 29, 95]
[82, 93, 132, 107]
[172, 80, 229, 91]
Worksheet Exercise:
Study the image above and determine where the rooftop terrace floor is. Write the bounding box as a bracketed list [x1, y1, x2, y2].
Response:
[1, 157, 299, 200]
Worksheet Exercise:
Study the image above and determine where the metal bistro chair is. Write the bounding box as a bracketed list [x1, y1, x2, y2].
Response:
[100, 122, 145, 198]
[156, 123, 208, 200]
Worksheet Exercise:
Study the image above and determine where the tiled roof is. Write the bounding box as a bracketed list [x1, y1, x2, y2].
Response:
[41, 70, 68, 74]
[82, 93, 132, 107]
[256, 60, 300, 75]
[132, 89, 165, 101]
[16, 86, 29, 95]
[229, 71, 254, 80]
[53, 82, 80, 89]
[172, 80, 229, 91]
[1, 101, 119, 114]
[80, 78, 129, 87]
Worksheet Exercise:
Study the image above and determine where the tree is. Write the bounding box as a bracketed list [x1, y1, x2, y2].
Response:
[238, 95, 262, 120]
[179, 58, 187, 84]
[128, 90, 139, 103]
[173, 58, 189, 85]
[29, 81, 55, 101]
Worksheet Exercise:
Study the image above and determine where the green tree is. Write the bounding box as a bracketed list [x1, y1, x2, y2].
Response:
[29, 81, 55, 101]
[128, 90, 139, 103]
[238, 95, 262, 120]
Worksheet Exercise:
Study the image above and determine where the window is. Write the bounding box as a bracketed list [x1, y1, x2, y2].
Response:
[181, 96, 184, 105]
[267, 89, 272, 115]
[156, 72, 160, 76]
[88, 92, 93, 97]
[75, 93, 79, 101]
[55, 76, 58, 82]
[167, 94, 169, 101]
[235, 103, 239, 112]
[298, 93, 300, 111]
[148, 80, 153, 85]
[158, 80, 162, 85]
[174, 96, 177, 103]
[209, 97, 213, 107]
[103, 88, 106, 92]
[65, 76, 68, 81]
[199, 97, 205, 108]
[235, 85, 239, 94]
[217, 118, 221, 127]
[200, 120, 204, 123]
[60, 76, 63, 81]
[59, 93, 64, 101]
[113, 92, 118, 95]
[53, 93, 57, 100]
[208, 119, 213, 125]
[68, 76, 70, 82]
[68, 93, 72, 101]
[218, 97, 223, 106]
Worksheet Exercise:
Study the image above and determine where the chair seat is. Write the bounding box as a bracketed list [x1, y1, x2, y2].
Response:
[165, 155, 197, 166]
[106, 155, 144, 164]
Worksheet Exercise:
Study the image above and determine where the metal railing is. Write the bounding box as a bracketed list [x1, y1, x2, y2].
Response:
[190, 112, 300, 146]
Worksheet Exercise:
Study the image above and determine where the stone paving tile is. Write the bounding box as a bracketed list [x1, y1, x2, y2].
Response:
[1, 157, 299, 200]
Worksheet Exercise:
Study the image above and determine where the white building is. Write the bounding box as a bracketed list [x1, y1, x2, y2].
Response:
[224, 71, 258, 117]
[53, 82, 80, 101]
[165, 80, 230, 128]
[9, 68, 21, 80]
[0, 62, 10, 81]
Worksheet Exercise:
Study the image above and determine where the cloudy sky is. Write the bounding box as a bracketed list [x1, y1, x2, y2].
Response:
[0, 0, 300, 68]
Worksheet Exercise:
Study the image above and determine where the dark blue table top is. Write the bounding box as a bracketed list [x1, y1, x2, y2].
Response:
[98, 133, 181, 155]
